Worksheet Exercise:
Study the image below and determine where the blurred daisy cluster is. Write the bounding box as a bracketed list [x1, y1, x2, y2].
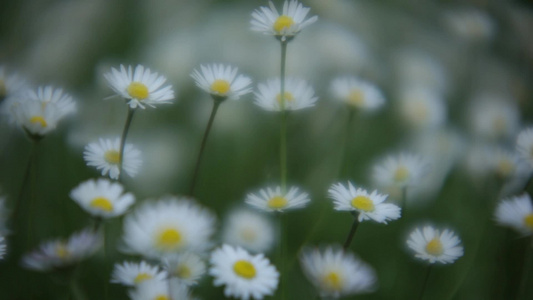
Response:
[0, 0, 533, 299]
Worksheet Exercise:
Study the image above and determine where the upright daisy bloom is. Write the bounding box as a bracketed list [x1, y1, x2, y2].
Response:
[209, 244, 279, 300]
[330, 76, 385, 112]
[495, 194, 533, 235]
[373, 153, 429, 189]
[83, 137, 142, 180]
[128, 279, 170, 300]
[328, 182, 401, 224]
[517, 128, 533, 168]
[222, 209, 275, 253]
[406, 226, 464, 264]
[485, 148, 522, 181]
[397, 86, 446, 130]
[111, 261, 168, 286]
[300, 246, 376, 298]
[69, 178, 135, 218]
[121, 197, 216, 259]
[468, 95, 519, 141]
[22, 229, 101, 271]
[163, 252, 206, 286]
[251, 0, 318, 41]
[191, 64, 252, 101]
[245, 186, 310, 213]
[104, 64, 174, 109]
[254, 77, 318, 111]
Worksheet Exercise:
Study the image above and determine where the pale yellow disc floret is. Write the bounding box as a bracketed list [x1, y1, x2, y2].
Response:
[104, 150, 121, 165]
[276, 92, 295, 104]
[273, 15, 295, 33]
[156, 228, 182, 250]
[240, 228, 257, 242]
[177, 264, 192, 279]
[30, 116, 47, 128]
[496, 158, 514, 178]
[90, 197, 114, 212]
[523, 214, 533, 231]
[347, 89, 364, 107]
[210, 79, 231, 95]
[55, 243, 70, 258]
[492, 116, 506, 135]
[267, 196, 288, 209]
[351, 195, 375, 212]
[323, 271, 343, 291]
[154, 295, 169, 300]
[233, 260, 256, 279]
[127, 82, 149, 100]
[394, 166, 410, 183]
[133, 273, 153, 284]
[425, 238, 444, 256]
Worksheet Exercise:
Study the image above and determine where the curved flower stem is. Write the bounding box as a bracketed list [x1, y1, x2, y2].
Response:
[418, 265, 433, 300]
[118, 107, 136, 182]
[279, 40, 288, 193]
[343, 212, 360, 250]
[189, 100, 222, 196]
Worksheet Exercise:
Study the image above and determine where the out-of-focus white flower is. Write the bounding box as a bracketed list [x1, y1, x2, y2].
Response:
[209, 244, 279, 300]
[392, 48, 448, 94]
[222, 209, 275, 253]
[516, 128, 533, 169]
[245, 186, 310, 213]
[397, 86, 446, 130]
[0, 236, 6, 260]
[406, 226, 464, 264]
[0, 66, 28, 100]
[468, 94, 520, 141]
[191, 64, 252, 101]
[373, 153, 430, 189]
[254, 77, 317, 111]
[104, 64, 174, 109]
[330, 76, 385, 111]
[83, 137, 142, 180]
[495, 194, 533, 235]
[164, 252, 206, 286]
[22, 229, 101, 271]
[128, 279, 169, 300]
[70, 178, 135, 218]
[443, 9, 495, 42]
[111, 261, 167, 286]
[300, 246, 376, 298]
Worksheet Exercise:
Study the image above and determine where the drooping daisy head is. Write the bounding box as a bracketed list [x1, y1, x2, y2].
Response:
[517, 127, 533, 169]
[330, 76, 385, 111]
[121, 196, 216, 259]
[111, 260, 168, 286]
[396, 86, 447, 130]
[245, 186, 310, 213]
[495, 194, 533, 235]
[22, 229, 101, 271]
[83, 137, 142, 180]
[70, 178, 135, 218]
[406, 225, 464, 264]
[328, 182, 401, 224]
[222, 209, 275, 253]
[300, 246, 377, 298]
[209, 244, 279, 300]
[104, 64, 175, 109]
[254, 77, 318, 111]
[163, 252, 206, 286]
[0, 236, 6, 260]
[373, 152, 430, 189]
[191, 64, 252, 101]
[251, 0, 318, 41]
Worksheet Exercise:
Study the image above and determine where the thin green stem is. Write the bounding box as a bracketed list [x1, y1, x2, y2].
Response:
[189, 100, 222, 196]
[13, 142, 38, 221]
[27, 141, 39, 246]
[69, 277, 87, 300]
[118, 107, 136, 182]
[343, 212, 360, 249]
[277, 212, 287, 300]
[401, 186, 408, 218]
[418, 265, 433, 300]
[279, 40, 288, 193]
[517, 237, 533, 300]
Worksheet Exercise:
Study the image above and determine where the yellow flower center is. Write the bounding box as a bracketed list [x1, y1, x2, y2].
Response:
[156, 228, 182, 250]
[177, 265, 192, 279]
[267, 196, 288, 209]
[30, 116, 47, 128]
[133, 273, 153, 284]
[523, 214, 533, 230]
[240, 228, 257, 242]
[0, 79, 6, 97]
[323, 271, 343, 291]
[233, 260, 256, 279]
[394, 166, 410, 183]
[425, 238, 444, 256]
[276, 92, 295, 105]
[127, 82, 149, 100]
[411, 103, 428, 123]
[273, 15, 294, 33]
[347, 89, 364, 107]
[154, 295, 169, 300]
[493, 116, 506, 135]
[496, 158, 514, 178]
[350, 195, 375, 212]
[90, 197, 114, 212]
[210, 79, 231, 95]
[55, 243, 70, 258]
[104, 150, 121, 165]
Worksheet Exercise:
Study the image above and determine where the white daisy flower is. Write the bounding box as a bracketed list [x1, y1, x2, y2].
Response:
[397, 86, 447, 129]
[128, 279, 169, 300]
[517, 127, 533, 168]
[251, 0, 318, 40]
[300, 246, 376, 298]
[0, 66, 28, 100]
[83, 137, 142, 180]
[328, 182, 401, 224]
[0, 236, 6, 260]
[254, 77, 317, 111]
[495, 194, 533, 235]
[104, 64, 174, 109]
[22, 229, 101, 271]
[485, 148, 521, 181]
[222, 209, 275, 253]
[469, 95, 520, 141]
[28, 85, 76, 118]
[69, 178, 135, 218]
[111, 261, 168, 286]
[121, 197, 216, 259]
[190, 64, 252, 101]
[330, 76, 385, 111]
[443, 9, 495, 42]
[373, 153, 430, 189]
[406, 226, 464, 264]
[245, 186, 310, 212]
[164, 252, 206, 286]
[209, 244, 279, 300]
